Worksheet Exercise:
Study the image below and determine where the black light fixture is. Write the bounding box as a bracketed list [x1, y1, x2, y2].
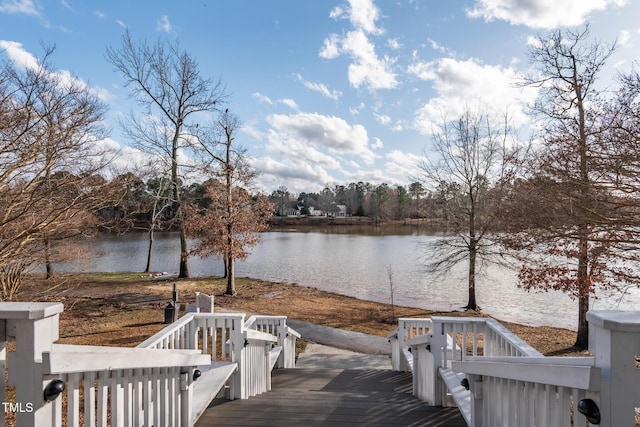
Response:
[577, 398, 601, 425]
[193, 369, 202, 381]
[43, 379, 65, 402]
[460, 378, 470, 391]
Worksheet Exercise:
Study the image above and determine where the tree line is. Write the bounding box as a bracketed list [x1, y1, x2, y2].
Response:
[269, 181, 436, 220]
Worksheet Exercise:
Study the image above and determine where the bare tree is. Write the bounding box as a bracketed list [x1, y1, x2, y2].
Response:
[185, 110, 273, 295]
[0, 46, 111, 298]
[504, 26, 629, 349]
[105, 30, 226, 278]
[418, 109, 526, 311]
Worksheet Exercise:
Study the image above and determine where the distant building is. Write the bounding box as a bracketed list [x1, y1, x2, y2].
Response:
[329, 204, 348, 217]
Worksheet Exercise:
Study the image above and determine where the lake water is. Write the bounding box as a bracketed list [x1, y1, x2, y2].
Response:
[55, 226, 640, 330]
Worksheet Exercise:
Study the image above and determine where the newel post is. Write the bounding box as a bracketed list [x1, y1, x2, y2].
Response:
[587, 310, 640, 427]
[3, 302, 63, 427]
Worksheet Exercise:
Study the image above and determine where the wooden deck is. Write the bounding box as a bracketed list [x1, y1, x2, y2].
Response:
[196, 368, 466, 426]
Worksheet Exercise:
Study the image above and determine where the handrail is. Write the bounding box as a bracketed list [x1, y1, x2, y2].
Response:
[452, 356, 600, 390]
[0, 302, 301, 427]
[39, 343, 207, 427]
[390, 316, 606, 427]
[244, 315, 300, 369]
[44, 344, 210, 372]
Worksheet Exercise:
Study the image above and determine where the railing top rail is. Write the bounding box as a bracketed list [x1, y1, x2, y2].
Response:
[137, 313, 196, 348]
[287, 326, 301, 339]
[137, 312, 247, 349]
[430, 316, 488, 324]
[193, 312, 246, 321]
[44, 345, 210, 373]
[484, 318, 543, 357]
[246, 328, 278, 343]
[452, 357, 601, 390]
[244, 314, 286, 329]
[397, 317, 434, 322]
[430, 316, 542, 357]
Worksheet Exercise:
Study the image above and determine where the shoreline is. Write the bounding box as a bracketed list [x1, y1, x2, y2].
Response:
[239, 274, 579, 332]
[17, 272, 582, 356]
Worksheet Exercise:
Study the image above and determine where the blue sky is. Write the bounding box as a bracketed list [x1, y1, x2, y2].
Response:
[1, 0, 638, 194]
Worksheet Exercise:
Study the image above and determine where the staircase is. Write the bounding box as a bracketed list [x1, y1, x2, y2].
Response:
[196, 366, 466, 426]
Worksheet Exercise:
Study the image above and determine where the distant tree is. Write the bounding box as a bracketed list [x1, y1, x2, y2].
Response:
[395, 185, 410, 220]
[419, 109, 527, 311]
[502, 26, 640, 348]
[371, 183, 390, 219]
[318, 187, 335, 215]
[106, 30, 226, 278]
[270, 186, 292, 216]
[408, 182, 426, 218]
[185, 110, 273, 295]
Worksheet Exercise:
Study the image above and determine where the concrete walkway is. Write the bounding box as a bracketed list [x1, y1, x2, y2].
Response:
[296, 342, 392, 369]
[287, 319, 393, 369]
[287, 319, 391, 354]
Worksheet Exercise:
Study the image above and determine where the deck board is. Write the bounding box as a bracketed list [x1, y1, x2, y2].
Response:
[196, 368, 466, 426]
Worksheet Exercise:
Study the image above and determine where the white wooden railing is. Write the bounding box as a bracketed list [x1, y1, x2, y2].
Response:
[391, 312, 640, 427]
[42, 344, 209, 427]
[1, 303, 300, 427]
[244, 315, 301, 369]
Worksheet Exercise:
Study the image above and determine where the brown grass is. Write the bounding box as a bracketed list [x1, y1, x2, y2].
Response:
[15, 272, 582, 356]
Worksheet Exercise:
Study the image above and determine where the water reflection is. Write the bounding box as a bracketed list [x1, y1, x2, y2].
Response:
[51, 226, 640, 331]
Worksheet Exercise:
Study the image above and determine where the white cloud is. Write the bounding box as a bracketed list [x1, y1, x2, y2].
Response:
[0, 0, 39, 16]
[343, 30, 398, 90]
[241, 123, 265, 141]
[116, 19, 126, 28]
[387, 38, 401, 50]
[467, 0, 627, 29]
[372, 137, 384, 149]
[319, 34, 341, 59]
[252, 156, 334, 193]
[156, 15, 171, 33]
[409, 57, 538, 134]
[618, 29, 631, 47]
[294, 73, 342, 101]
[384, 150, 422, 180]
[266, 131, 341, 170]
[278, 98, 299, 110]
[267, 112, 377, 165]
[427, 38, 447, 53]
[94, 10, 105, 19]
[0, 40, 115, 103]
[374, 112, 391, 125]
[252, 92, 273, 105]
[320, 0, 398, 90]
[330, 0, 382, 35]
[0, 40, 39, 70]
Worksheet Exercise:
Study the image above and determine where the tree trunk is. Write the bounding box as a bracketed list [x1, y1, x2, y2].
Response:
[225, 254, 235, 295]
[222, 255, 228, 278]
[144, 228, 154, 273]
[178, 227, 189, 278]
[575, 235, 590, 348]
[466, 239, 477, 310]
[44, 238, 54, 280]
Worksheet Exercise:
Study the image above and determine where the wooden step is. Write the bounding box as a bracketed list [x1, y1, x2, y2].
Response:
[196, 368, 466, 426]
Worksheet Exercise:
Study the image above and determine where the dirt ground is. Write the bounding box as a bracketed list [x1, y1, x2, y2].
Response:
[15, 273, 584, 356]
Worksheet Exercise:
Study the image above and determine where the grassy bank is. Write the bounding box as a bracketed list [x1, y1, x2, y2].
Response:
[15, 272, 582, 355]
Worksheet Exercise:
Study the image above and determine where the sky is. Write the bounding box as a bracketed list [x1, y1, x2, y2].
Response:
[1, 0, 639, 194]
